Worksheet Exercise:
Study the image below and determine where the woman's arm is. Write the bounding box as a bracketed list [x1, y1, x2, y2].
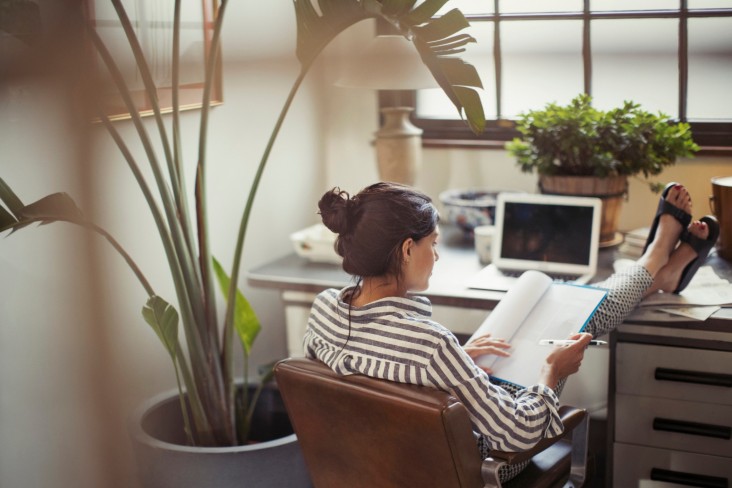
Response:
[431, 333, 590, 452]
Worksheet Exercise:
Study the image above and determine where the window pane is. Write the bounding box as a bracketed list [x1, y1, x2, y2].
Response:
[501, 20, 583, 117]
[416, 23, 496, 119]
[432, 0, 494, 16]
[499, 0, 581, 13]
[591, 0, 679, 10]
[689, 1, 732, 8]
[592, 19, 677, 116]
[688, 17, 732, 119]
[412, 1, 732, 146]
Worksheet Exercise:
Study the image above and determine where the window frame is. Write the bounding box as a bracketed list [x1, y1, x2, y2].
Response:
[384, 2, 732, 154]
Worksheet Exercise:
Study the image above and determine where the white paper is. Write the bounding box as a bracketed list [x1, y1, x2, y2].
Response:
[640, 266, 732, 307]
[469, 270, 607, 387]
[658, 305, 719, 321]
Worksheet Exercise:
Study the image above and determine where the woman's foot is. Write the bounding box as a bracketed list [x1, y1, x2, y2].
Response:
[637, 184, 692, 277]
[644, 220, 710, 297]
[643, 182, 693, 254]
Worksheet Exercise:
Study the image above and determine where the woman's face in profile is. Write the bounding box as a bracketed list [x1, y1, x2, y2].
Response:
[403, 227, 440, 292]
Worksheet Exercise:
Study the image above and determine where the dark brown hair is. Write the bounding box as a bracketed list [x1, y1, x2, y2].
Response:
[318, 182, 439, 279]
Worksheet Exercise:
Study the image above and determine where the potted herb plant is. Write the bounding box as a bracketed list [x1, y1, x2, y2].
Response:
[506, 94, 699, 246]
[0, 0, 485, 486]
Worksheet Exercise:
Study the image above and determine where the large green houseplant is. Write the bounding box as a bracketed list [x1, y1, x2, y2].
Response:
[506, 94, 699, 245]
[0, 0, 485, 452]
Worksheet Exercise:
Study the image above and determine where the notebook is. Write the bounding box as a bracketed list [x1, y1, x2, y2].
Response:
[468, 192, 602, 291]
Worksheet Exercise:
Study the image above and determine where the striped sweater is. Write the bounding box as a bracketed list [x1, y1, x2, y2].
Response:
[303, 286, 564, 452]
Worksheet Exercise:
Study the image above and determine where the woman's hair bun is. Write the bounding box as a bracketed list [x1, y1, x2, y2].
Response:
[318, 188, 352, 235]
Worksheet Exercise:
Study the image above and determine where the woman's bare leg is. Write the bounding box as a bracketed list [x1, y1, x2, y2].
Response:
[637, 184, 692, 278]
[580, 184, 691, 339]
[643, 220, 710, 297]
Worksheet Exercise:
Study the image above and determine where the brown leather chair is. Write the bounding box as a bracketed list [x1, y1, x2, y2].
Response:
[274, 357, 589, 488]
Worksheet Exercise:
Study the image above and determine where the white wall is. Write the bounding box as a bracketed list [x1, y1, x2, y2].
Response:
[0, 81, 108, 488]
[0, 3, 326, 487]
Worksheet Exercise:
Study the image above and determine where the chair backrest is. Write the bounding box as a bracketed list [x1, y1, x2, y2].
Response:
[275, 357, 485, 488]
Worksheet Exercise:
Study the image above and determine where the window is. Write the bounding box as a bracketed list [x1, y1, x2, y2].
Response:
[87, 0, 222, 120]
[403, 0, 732, 151]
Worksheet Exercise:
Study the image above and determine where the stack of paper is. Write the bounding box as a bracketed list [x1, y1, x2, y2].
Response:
[618, 227, 649, 258]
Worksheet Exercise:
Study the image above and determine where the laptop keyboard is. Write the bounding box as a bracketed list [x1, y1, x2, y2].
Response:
[547, 273, 580, 283]
[502, 270, 580, 283]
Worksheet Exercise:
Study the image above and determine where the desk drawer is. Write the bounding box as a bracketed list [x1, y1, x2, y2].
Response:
[616, 343, 732, 405]
[613, 443, 732, 488]
[615, 394, 732, 457]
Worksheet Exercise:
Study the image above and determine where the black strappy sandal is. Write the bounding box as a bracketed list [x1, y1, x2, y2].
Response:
[643, 182, 692, 254]
[674, 215, 720, 293]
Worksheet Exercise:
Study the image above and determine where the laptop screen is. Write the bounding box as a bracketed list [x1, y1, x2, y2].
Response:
[492, 193, 602, 276]
[500, 201, 595, 265]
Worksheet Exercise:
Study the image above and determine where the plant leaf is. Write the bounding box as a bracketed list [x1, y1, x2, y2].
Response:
[402, 0, 450, 25]
[142, 296, 179, 360]
[294, 0, 373, 68]
[0, 188, 84, 234]
[293, 0, 486, 134]
[212, 257, 260, 354]
[0, 0, 42, 46]
[429, 34, 475, 52]
[18, 192, 83, 223]
[412, 8, 468, 41]
[0, 176, 25, 216]
[0, 204, 17, 230]
[430, 55, 482, 88]
[379, 0, 417, 17]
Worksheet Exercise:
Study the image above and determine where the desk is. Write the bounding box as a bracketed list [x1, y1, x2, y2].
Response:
[247, 224, 621, 325]
[247, 225, 731, 349]
[607, 256, 732, 487]
[247, 226, 732, 486]
[248, 225, 507, 312]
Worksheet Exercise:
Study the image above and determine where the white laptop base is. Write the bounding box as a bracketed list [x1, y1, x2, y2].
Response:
[468, 192, 602, 292]
[468, 263, 594, 292]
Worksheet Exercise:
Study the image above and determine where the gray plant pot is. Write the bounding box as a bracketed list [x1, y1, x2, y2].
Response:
[129, 384, 312, 488]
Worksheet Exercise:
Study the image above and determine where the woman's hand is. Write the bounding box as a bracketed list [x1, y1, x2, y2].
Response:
[463, 333, 511, 374]
[539, 332, 592, 389]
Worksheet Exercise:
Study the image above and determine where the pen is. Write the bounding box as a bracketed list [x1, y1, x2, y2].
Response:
[538, 339, 607, 346]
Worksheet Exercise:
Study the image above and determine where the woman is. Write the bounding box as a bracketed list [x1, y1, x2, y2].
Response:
[304, 182, 711, 480]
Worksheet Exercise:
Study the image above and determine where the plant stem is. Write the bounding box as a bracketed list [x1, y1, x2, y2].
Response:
[173, 358, 195, 445]
[244, 377, 267, 439]
[175, 343, 215, 445]
[85, 222, 155, 296]
[97, 112, 211, 396]
[195, 0, 230, 415]
[237, 358, 250, 443]
[110, 0, 187, 246]
[89, 26, 229, 443]
[171, 0, 199, 283]
[221, 66, 310, 415]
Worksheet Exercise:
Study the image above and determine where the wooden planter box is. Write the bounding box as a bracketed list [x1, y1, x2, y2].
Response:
[539, 175, 627, 247]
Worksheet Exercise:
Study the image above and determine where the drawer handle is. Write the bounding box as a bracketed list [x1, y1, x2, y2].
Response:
[651, 468, 728, 488]
[655, 367, 732, 387]
[653, 417, 731, 440]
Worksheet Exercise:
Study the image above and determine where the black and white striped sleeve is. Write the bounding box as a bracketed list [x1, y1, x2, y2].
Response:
[428, 333, 564, 452]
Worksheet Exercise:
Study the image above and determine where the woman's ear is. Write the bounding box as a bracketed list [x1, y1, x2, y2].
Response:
[402, 238, 414, 259]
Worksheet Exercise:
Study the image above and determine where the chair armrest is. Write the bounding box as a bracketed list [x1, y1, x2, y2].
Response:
[487, 406, 586, 465]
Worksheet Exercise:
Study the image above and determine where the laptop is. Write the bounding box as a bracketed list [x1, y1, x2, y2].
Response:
[468, 192, 602, 291]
